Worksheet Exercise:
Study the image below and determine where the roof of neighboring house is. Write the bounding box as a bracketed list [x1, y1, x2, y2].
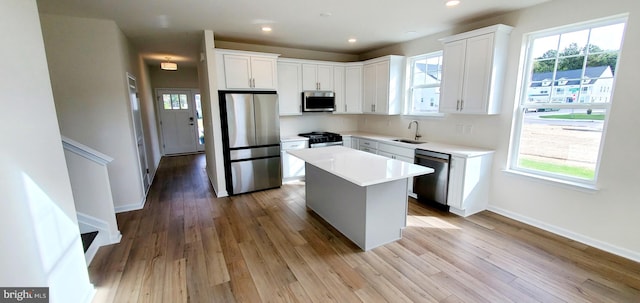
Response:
[415, 63, 441, 81]
[530, 66, 611, 87]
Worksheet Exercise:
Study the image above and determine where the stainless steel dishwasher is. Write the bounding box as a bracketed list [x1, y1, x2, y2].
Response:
[413, 149, 451, 209]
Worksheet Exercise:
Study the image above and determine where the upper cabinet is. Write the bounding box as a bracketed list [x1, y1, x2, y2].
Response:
[302, 64, 334, 91]
[216, 49, 279, 90]
[439, 24, 513, 115]
[362, 55, 404, 115]
[337, 63, 363, 114]
[277, 60, 303, 115]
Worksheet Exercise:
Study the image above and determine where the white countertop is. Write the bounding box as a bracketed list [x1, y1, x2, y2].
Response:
[341, 131, 494, 158]
[288, 146, 433, 187]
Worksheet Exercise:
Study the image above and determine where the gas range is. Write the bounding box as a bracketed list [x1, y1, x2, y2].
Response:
[298, 132, 343, 148]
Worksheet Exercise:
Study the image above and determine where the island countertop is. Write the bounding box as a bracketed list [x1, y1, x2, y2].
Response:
[288, 146, 433, 187]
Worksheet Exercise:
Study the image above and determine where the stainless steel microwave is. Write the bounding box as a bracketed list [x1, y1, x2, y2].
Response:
[302, 91, 335, 112]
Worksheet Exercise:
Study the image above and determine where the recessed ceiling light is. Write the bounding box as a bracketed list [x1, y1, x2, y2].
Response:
[261, 26, 272, 32]
[348, 38, 357, 43]
[446, 0, 460, 7]
[320, 12, 333, 17]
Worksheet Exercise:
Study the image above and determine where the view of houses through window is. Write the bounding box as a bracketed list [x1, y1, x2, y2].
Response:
[406, 51, 443, 115]
[511, 18, 626, 183]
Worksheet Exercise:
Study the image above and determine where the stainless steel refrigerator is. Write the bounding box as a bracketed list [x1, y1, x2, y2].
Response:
[219, 91, 282, 195]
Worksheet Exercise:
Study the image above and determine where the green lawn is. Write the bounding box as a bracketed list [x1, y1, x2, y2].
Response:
[539, 113, 605, 120]
[519, 158, 595, 180]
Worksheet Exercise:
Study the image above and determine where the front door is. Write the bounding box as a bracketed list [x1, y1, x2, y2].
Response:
[157, 89, 201, 155]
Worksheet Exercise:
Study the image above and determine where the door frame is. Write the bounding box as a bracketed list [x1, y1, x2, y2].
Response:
[154, 88, 203, 155]
[127, 73, 150, 193]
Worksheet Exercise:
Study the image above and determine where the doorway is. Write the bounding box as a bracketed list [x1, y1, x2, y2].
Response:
[156, 89, 204, 155]
[128, 74, 150, 192]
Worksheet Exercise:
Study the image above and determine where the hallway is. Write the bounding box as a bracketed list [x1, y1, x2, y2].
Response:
[88, 154, 640, 302]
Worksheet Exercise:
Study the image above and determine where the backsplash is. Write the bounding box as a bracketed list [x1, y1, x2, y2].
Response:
[279, 114, 359, 136]
[357, 114, 501, 150]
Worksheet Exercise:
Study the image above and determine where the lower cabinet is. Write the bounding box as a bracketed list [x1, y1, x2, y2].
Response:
[378, 142, 416, 197]
[339, 135, 493, 216]
[446, 154, 493, 217]
[281, 140, 308, 181]
[358, 138, 378, 153]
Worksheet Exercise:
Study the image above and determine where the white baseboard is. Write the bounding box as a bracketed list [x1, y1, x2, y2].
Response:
[114, 196, 146, 213]
[209, 173, 228, 198]
[487, 205, 640, 263]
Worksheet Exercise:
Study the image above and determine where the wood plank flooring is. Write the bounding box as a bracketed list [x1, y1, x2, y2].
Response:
[89, 154, 640, 302]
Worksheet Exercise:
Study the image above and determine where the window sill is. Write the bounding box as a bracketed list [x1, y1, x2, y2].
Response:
[502, 169, 599, 193]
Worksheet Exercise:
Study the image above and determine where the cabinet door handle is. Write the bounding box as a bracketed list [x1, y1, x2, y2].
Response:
[456, 100, 460, 111]
[373, 104, 376, 112]
[460, 99, 464, 111]
[345, 104, 347, 112]
[249, 78, 253, 88]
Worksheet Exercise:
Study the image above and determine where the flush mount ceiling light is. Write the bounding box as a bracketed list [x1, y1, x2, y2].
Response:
[446, 0, 461, 7]
[161, 57, 177, 71]
[348, 38, 357, 43]
[261, 26, 272, 32]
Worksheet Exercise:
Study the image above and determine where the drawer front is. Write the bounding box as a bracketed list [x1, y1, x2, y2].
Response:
[358, 138, 378, 149]
[359, 146, 377, 154]
[281, 140, 308, 150]
[378, 142, 415, 158]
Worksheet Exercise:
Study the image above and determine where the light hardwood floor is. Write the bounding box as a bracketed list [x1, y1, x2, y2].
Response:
[89, 154, 640, 302]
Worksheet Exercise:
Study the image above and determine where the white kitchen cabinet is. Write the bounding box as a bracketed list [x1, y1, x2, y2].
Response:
[302, 64, 333, 91]
[277, 61, 302, 115]
[281, 139, 308, 181]
[338, 64, 363, 114]
[350, 137, 359, 149]
[342, 136, 351, 148]
[446, 153, 493, 217]
[439, 24, 513, 114]
[358, 138, 378, 153]
[362, 55, 404, 115]
[378, 142, 416, 196]
[216, 49, 278, 90]
[333, 65, 345, 113]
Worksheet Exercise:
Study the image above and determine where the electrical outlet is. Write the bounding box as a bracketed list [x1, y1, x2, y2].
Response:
[464, 124, 473, 135]
[455, 124, 463, 134]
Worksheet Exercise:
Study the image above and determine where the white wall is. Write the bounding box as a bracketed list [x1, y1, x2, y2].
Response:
[40, 14, 146, 210]
[356, 0, 640, 260]
[199, 30, 228, 197]
[64, 150, 120, 242]
[215, 40, 359, 62]
[0, 1, 93, 302]
[149, 66, 199, 89]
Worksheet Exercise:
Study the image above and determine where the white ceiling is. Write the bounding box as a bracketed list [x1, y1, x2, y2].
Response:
[36, 0, 549, 66]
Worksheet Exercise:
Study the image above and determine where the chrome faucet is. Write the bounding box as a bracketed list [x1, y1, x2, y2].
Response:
[408, 120, 422, 141]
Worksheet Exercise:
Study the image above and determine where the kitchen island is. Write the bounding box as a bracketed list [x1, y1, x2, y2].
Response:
[288, 146, 433, 251]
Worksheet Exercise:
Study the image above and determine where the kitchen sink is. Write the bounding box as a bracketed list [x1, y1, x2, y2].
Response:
[392, 138, 425, 144]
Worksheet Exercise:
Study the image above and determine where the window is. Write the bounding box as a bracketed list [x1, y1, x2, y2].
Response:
[405, 51, 443, 115]
[162, 93, 189, 110]
[510, 17, 626, 185]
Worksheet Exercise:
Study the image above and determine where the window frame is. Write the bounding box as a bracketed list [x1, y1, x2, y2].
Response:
[508, 16, 627, 187]
[404, 51, 444, 117]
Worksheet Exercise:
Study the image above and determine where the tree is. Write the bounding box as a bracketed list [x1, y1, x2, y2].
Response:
[532, 43, 618, 74]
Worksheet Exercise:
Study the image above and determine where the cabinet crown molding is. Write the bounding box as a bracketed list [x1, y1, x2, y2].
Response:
[439, 24, 514, 43]
[215, 48, 280, 58]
